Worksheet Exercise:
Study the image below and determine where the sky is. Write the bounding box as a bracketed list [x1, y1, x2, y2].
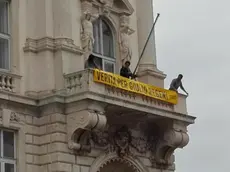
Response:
[153, 0, 230, 171]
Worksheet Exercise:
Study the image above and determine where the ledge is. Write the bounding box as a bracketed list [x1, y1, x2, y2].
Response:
[64, 69, 195, 124]
[0, 69, 195, 124]
[23, 37, 84, 55]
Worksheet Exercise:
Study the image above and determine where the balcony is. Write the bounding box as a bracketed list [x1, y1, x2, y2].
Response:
[0, 71, 21, 93]
[64, 69, 194, 124]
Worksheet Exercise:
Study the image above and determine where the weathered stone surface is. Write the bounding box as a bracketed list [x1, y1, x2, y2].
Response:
[76, 156, 95, 166]
[73, 165, 80, 172]
[48, 162, 72, 172]
[80, 166, 90, 172]
[26, 134, 33, 144]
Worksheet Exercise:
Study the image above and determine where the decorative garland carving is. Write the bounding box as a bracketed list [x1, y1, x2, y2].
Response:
[92, 125, 133, 157]
[91, 124, 189, 167]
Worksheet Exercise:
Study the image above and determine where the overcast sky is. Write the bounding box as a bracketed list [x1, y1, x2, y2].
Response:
[153, 0, 230, 171]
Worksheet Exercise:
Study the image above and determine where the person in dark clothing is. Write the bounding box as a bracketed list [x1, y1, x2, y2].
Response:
[120, 61, 137, 79]
[169, 74, 189, 96]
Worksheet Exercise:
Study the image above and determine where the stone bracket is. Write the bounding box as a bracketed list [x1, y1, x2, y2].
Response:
[153, 129, 189, 166]
[67, 110, 107, 153]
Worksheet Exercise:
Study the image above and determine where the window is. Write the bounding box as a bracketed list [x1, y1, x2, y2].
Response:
[92, 18, 115, 73]
[0, 130, 16, 172]
[0, 0, 10, 70]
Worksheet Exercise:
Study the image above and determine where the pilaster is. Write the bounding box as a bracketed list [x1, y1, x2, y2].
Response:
[136, 0, 166, 87]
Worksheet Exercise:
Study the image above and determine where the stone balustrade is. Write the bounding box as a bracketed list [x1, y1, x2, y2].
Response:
[0, 71, 21, 93]
[64, 69, 189, 117]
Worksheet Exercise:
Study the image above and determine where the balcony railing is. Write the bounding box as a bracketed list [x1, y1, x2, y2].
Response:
[0, 71, 21, 93]
[64, 69, 188, 115]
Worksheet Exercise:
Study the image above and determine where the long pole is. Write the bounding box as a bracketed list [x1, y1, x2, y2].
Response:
[133, 13, 160, 75]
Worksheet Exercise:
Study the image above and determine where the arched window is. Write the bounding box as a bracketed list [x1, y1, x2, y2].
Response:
[92, 18, 115, 73]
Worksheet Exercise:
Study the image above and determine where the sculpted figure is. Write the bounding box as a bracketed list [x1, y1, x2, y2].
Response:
[81, 12, 98, 66]
[119, 16, 134, 66]
[97, 0, 114, 15]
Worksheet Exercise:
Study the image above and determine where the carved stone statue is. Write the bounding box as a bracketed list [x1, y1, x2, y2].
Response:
[97, 0, 114, 15]
[119, 15, 134, 66]
[81, 12, 99, 67]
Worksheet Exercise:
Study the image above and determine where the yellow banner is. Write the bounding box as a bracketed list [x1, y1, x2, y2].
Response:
[93, 69, 178, 104]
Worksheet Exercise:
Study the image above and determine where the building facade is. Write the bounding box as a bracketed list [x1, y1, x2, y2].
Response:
[0, 0, 195, 172]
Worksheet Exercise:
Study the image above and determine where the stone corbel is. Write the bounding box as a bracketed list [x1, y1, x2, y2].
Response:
[154, 129, 189, 165]
[67, 110, 107, 153]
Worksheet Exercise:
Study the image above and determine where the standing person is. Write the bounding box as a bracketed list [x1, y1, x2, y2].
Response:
[120, 61, 137, 79]
[169, 74, 189, 96]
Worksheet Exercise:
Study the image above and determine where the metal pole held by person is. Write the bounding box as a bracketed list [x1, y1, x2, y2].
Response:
[133, 13, 160, 76]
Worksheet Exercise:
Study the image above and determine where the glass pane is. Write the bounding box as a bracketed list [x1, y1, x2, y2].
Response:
[104, 61, 114, 73]
[0, 37, 9, 69]
[5, 163, 14, 172]
[0, 1, 9, 34]
[3, 131, 14, 158]
[93, 20, 101, 54]
[102, 21, 113, 58]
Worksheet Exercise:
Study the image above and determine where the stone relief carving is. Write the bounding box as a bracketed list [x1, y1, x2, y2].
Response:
[91, 124, 189, 167]
[97, 0, 114, 16]
[119, 15, 134, 66]
[10, 112, 20, 122]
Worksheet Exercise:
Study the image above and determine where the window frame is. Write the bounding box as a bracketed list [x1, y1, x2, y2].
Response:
[0, 129, 16, 172]
[0, 0, 11, 71]
[92, 18, 115, 73]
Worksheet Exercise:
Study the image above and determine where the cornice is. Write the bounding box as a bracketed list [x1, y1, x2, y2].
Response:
[23, 37, 84, 55]
[0, 90, 196, 124]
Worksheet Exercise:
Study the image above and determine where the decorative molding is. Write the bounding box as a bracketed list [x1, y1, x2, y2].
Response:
[23, 37, 84, 55]
[105, 85, 136, 100]
[90, 152, 147, 172]
[92, 0, 134, 16]
[92, 125, 132, 157]
[98, 157, 140, 172]
[91, 124, 189, 167]
[67, 110, 107, 153]
[10, 112, 20, 122]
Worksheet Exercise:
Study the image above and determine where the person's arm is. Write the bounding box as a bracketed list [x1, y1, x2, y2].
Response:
[180, 83, 189, 96]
